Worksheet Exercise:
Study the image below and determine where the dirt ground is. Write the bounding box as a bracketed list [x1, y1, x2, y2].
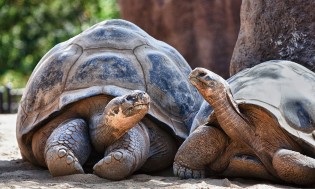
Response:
[0, 114, 300, 189]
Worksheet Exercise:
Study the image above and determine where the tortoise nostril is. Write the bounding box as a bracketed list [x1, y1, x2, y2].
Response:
[126, 95, 135, 101]
[138, 92, 144, 98]
[198, 72, 207, 78]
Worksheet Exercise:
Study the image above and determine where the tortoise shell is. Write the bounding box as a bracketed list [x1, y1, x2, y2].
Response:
[192, 60, 315, 155]
[16, 19, 202, 160]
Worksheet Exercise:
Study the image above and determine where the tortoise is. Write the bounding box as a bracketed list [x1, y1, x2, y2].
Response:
[16, 19, 202, 180]
[173, 60, 315, 185]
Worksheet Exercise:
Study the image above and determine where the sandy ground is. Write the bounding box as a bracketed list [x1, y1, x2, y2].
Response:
[0, 114, 302, 189]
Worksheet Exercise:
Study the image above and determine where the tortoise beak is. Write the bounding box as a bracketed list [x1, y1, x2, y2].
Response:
[189, 68, 213, 89]
[122, 91, 150, 116]
[125, 90, 150, 106]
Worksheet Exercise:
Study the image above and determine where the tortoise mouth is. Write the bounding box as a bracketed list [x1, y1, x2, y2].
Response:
[190, 76, 209, 89]
[122, 103, 149, 115]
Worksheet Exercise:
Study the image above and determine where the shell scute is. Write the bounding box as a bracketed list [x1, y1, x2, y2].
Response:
[65, 51, 145, 92]
[21, 44, 83, 113]
[74, 23, 147, 50]
[134, 45, 200, 131]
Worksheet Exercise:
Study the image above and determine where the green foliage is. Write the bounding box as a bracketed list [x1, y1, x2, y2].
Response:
[0, 0, 120, 88]
[0, 70, 28, 88]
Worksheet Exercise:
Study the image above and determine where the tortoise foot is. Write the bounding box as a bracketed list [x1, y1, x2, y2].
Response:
[46, 146, 84, 176]
[174, 125, 226, 179]
[93, 150, 136, 180]
[93, 125, 150, 180]
[173, 161, 205, 179]
[93, 124, 150, 180]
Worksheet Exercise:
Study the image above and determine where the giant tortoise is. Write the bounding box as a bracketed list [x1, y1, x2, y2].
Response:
[16, 19, 202, 180]
[174, 60, 315, 185]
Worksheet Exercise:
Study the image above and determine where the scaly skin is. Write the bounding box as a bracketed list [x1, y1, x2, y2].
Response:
[32, 95, 112, 167]
[45, 118, 91, 176]
[174, 125, 228, 178]
[93, 123, 150, 180]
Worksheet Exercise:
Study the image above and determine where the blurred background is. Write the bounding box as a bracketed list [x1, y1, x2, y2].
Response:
[0, 0, 241, 113]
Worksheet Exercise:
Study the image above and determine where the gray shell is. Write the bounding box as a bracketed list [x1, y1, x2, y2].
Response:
[17, 19, 202, 160]
[193, 60, 315, 154]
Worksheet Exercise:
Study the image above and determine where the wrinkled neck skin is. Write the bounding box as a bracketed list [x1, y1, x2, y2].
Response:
[89, 113, 136, 152]
[205, 87, 227, 106]
[95, 107, 146, 140]
[202, 86, 256, 148]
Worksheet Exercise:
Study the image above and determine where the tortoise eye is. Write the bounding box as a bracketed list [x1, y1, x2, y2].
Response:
[126, 95, 136, 102]
[113, 107, 119, 114]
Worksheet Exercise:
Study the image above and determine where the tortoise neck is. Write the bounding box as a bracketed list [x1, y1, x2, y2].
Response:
[206, 89, 255, 145]
[207, 89, 280, 177]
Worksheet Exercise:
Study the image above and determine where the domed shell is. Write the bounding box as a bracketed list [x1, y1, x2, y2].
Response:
[193, 60, 315, 155]
[17, 19, 202, 160]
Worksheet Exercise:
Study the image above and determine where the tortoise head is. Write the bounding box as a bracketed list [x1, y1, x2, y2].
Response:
[105, 90, 150, 119]
[189, 68, 228, 102]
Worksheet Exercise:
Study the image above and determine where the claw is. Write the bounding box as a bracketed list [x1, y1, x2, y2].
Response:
[173, 161, 205, 179]
[58, 149, 67, 158]
[66, 155, 74, 164]
[113, 151, 123, 160]
[104, 156, 112, 163]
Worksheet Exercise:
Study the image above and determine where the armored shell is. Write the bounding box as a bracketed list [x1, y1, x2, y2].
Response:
[193, 60, 315, 155]
[17, 19, 202, 161]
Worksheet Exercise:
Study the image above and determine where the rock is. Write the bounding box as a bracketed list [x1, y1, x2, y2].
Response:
[117, 0, 241, 78]
[230, 0, 315, 75]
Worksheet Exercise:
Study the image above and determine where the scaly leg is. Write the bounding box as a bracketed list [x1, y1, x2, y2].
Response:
[45, 118, 91, 176]
[273, 149, 315, 185]
[93, 123, 150, 180]
[174, 125, 227, 179]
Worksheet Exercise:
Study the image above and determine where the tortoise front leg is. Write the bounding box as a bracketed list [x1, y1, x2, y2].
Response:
[139, 117, 178, 173]
[93, 123, 150, 180]
[45, 118, 91, 176]
[174, 125, 228, 179]
[273, 149, 315, 185]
